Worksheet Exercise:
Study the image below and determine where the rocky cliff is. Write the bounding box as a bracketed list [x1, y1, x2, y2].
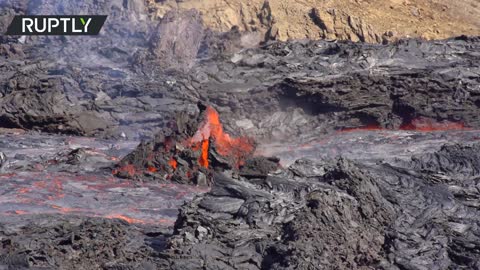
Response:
[147, 0, 480, 43]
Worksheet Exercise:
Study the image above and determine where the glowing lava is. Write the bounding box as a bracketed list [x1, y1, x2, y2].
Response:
[105, 214, 144, 224]
[188, 106, 254, 168]
[168, 158, 178, 170]
[199, 140, 209, 167]
[147, 166, 157, 173]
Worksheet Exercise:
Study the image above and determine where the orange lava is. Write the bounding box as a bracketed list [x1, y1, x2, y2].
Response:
[105, 214, 174, 225]
[189, 106, 254, 168]
[168, 158, 178, 170]
[106, 214, 144, 224]
[147, 166, 157, 173]
[199, 140, 209, 167]
[400, 117, 467, 132]
[50, 205, 86, 214]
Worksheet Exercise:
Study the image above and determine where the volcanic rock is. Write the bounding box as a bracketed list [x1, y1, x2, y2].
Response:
[0, 77, 113, 136]
[309, 8, 382, 43]
[0, 215, 169, 269]
[0, 151, 6, 171]
[0, 0, 255, 138]
[2, 132, 480, 269]
[191, 37, 480, 140]
[1, 1, 480, 269]
[151, 9, 204, 71]
[154, 143, 480, 269]
[159, 158, 394, 269]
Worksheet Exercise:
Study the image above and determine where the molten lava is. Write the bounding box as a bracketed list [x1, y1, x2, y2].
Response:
[105, 214, 144, 224]
[168, 158, 178, 170]
[188, 106, 254, 168]
[147, 166, 157, 173]
[113, 106, 254, 180]
[199, 140, 209, 167]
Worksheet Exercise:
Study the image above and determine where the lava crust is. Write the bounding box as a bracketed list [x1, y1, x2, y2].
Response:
[156, 144, 480, 269]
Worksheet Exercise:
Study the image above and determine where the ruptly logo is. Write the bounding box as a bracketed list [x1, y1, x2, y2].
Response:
[5, 16, 107, 35]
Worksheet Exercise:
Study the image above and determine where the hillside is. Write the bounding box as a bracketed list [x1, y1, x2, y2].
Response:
[147, 0, 480, 43]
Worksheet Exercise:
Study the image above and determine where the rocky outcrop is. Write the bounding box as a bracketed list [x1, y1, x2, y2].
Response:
[0, 215, 165, 269]
[156, 143, 480, 269]
[161, 159, 395, 269]
[147, 0, 480, 43]
[309, 8, 382, 43]
[151, 9, 205, 71]
[0, 64, 113, 136]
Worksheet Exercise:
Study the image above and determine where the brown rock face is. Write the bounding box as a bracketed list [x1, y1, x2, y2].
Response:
[146, 0, 480, 43]
[309, 8, 381, 43]
[151, 9, 204, 71]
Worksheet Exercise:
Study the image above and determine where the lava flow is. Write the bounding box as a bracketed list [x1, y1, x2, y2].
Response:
[0, 171, 207, 226]
[187, 106, 254, 168]
[114, 105, 255, 182]
[168, 158, 178, 170]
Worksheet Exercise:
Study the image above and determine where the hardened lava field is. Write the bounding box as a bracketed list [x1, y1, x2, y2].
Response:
[1, 0, 480, 269]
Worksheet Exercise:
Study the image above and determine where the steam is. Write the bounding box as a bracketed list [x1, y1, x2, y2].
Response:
[22, 0, 152, 70]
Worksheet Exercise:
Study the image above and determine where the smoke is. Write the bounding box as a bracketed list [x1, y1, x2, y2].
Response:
[15, 0, 152, 70]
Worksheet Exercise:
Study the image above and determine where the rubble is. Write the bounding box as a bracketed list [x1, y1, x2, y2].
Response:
[0, 215, 170, 269]
[151, 9, 205, 71]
